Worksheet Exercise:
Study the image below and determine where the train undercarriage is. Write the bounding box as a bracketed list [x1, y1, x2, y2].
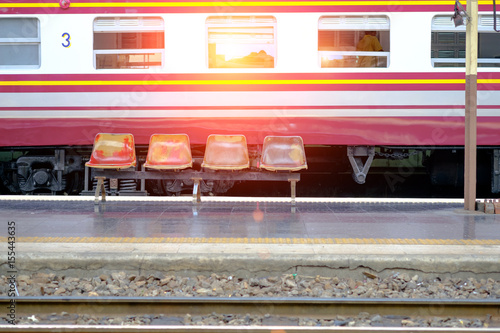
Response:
[0, 146, 498, 198]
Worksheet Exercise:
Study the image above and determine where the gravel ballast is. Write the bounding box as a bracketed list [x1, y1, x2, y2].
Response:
[3, 271, 500, 299]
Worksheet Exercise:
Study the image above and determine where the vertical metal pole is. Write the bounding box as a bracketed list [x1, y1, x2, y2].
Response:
[464, 0, 478, 210]
[84, 166, 89, 192]
[141, 164, 145, 192]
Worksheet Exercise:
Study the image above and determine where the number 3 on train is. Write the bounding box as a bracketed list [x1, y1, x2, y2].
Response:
[62, 33, 71, 48]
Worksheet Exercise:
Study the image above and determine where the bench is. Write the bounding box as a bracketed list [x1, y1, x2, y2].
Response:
[85, 133, 307, 205]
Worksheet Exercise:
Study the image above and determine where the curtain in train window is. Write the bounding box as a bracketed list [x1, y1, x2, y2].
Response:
[431, 15, 500, 67]
[206, 16, 276, 68]
[318, 16, 390, 68]
[93, 17, 164, 69]
[0, 18, 40, 68]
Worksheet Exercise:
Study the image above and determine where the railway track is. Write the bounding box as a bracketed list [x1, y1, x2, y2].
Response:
[1, 327, 500, 333]
[1, 297, 499, 332]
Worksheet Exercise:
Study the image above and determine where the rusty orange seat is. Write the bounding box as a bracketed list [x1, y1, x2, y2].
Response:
[144, 134, 193, 170]
[85, 133, 136, 204]
[201, 134, 249, 170]
[86, 133, 136, 169]
[260, 136, 307, 171]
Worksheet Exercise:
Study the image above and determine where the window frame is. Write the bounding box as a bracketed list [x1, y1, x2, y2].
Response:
[318, 15, 390, 69]
[206, 15, 277, 69]
[0, 17, 41, 69]
[431, 14, 500, 68]
[93, 16, 165, 70]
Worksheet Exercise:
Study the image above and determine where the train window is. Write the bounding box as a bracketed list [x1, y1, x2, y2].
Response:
[206, 16, 276, 68]
[318, 16, 390, 68]
[432, 15, 500, 67]
[93, 17, 164, 69]
[0, 18, 40, 68]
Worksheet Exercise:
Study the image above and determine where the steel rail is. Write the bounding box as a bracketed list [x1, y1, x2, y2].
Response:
[2, 296, 499, 318]
[1, 325, 500, 333]
[1, 297, 500, 332]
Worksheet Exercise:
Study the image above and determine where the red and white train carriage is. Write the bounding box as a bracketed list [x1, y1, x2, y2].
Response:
[1, 0, 500, 195]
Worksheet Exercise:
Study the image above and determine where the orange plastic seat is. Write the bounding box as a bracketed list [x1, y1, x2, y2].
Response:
[201, 134, 249, 170]
[144, 134, 193, 170]
[260, 136, 307, 171]
[86, 133, 136, 169]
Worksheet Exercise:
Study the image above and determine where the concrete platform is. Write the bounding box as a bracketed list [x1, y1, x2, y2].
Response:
[1, 196, 500, 279]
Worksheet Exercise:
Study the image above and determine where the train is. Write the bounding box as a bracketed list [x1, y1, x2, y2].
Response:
[1, 0, 500, 197]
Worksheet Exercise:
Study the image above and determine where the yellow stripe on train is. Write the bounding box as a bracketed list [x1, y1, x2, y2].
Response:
[1, 1, 495, 7]
[0, 79, 471, 86]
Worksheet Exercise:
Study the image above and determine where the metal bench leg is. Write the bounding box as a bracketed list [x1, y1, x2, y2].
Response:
[94, 176, 106, 205]
[289, 179, 297, 206]
[192, 178, 202, 204]
[140, 164, 145, 192]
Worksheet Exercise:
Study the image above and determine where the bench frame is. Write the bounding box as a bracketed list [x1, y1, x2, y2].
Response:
[86, 167, 300, 205]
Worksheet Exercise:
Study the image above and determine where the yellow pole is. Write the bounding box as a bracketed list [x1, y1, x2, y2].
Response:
[464, 0, 478, 210]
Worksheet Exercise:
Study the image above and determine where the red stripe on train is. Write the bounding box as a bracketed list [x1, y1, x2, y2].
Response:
[1, 3, 480, 15]
[0, 117, 498, 147]
[5, 72, 500, 92]
[0, 72, 472, 81]
[0, 72, 484, 92]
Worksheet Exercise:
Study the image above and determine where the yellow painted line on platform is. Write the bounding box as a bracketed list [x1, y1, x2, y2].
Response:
[3, 236, 500, 246]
